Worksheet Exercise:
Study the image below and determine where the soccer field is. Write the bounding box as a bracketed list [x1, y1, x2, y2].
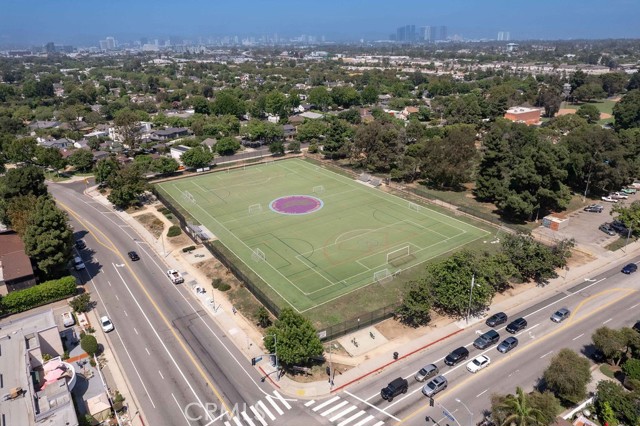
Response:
[156, 159, 490, 312]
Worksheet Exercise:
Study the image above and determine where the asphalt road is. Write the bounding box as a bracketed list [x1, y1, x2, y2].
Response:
[50, 181, 316, 426]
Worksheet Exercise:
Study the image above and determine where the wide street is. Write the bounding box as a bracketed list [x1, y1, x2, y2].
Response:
[51, 179, 640, 426]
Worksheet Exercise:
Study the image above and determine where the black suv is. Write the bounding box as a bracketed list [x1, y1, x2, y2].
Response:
[584, 204, 604, 213]
[381, 377, 409, 402]
[444, 347, 470, 366]
[506, 318, 528, 334]
[485, 312, 508, 327]
[611, 220, 629, 235]
[473, 330, 500, 349]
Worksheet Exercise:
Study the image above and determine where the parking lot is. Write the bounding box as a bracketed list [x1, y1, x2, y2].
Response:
[534, 190, 639, 256]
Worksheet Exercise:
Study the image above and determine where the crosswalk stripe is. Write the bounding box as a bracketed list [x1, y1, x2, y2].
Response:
[321, 400, 349, 417]
[273, 391, 292, 409]
[337, 410, 366, 426]
[231, 416, 244, 426]
[313, 396, 341, 412]
[304, 400, 316, 407]
[257, 400, 276, 421]
[266, 395, 284, 415]
[241, 411, 257, 426]
[371, 421, 384, 426]
[249, 405, 268, 426]
[329, 405, 357, 422]
[224, 421, 232, 426]
[352, 415, 375, 426]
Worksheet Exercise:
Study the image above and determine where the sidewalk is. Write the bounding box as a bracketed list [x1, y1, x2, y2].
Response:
[84, 184, 640, 401]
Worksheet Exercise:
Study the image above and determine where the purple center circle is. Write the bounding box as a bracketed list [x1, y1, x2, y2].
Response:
[269, 195, 324, 215]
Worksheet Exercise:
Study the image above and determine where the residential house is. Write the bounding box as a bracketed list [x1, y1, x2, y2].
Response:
[28, 121, 60, 130]
[202, 138, 217, 151]
[152, 127, 191, 141]
[283, 124, 296, 140]
[0, 231, 37, 295]
[504, 106, 542, 125]
[288, 115, 305, 125]
[402, 106, 420, 118]
[92, 151, 110, 162]
[378, 94, 393, 106]
[359, 108, 375, 123]
[294, 103, 314, 113]
[300, 111, 324, 120]
[41, 138, 74, 150]
[170, 145, 191, 161]
[267, 114, 280, 124]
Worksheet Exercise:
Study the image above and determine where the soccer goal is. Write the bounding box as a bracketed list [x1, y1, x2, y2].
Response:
[408, 202, 420, 212]
[386, 245, 414, 267]
[313, 185, 325, 195]
[248, 204, 262, 215]
[374, 268, 393, 284]
[252, 248, 266, 262]
[183, 190, 196, 203]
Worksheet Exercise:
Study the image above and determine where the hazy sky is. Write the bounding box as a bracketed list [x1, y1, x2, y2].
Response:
[2, 0, 640, 46]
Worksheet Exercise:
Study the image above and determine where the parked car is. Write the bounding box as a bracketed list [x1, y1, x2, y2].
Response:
[633, 321, 640, 333]
[444, 347, 470, 366]
[584, 204, 604, 213]
[75, 239, 86, 249]
[422, 375, 448, 397]
[380, 377, 408, 402]
[622, 263, 638, 274]
[73, 256, 86, 270]
[611, 221, 630, 235]
[601, 196, 619, 203]
[466, 355, 491, 373]
[497, 337, 519, 353]
[611, 192, 629, 199]
[415, 364, 439, 382]
[474, 330, 500, 349]
[622, 187, 637, 194]
[101, 315, 114, 332]
[599, 223, 617, 236]
[506, 318, 528, 334]
[61, 311, 75, 327]
[128, 251, 140, 261]
[550, 308, 570, 323]
[485, 312, 508, 327]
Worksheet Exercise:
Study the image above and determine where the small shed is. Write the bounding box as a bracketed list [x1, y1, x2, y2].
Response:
[542, 214, 569, 231]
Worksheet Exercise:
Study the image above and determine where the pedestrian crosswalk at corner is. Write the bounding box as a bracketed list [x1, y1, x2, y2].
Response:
[304, 396, 385, 426]
[222, 390, 292, 426]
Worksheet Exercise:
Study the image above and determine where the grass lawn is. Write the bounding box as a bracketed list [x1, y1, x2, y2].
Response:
[561, 99, 618, 124]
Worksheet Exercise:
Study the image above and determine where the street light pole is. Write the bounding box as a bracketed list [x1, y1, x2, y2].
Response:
[455, 398, 473, 426]
[465, 274, 475, 324]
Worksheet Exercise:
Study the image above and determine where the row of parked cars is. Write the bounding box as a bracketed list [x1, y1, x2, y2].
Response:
[599, 220, 630, 237]
[380, 308, 572, 402]
[601, 187, 636, 203]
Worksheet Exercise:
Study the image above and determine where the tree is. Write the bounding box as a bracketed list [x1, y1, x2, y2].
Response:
[23, 196, 74, 276]
[627, 73, 640, 91]
[443, 94, 483, 124]
[492, 387, 544, 426]
[576, 104, 601, 123]
[572, 83, 606, 102]
[296, 119, 327, 143]
[269, 141, 285, 156]
[210, 90, 246, 118]
[361, 85, 379, 104]
[34, 146, 66, 172]
[265, 90, 289, 118]
[264, 308, 323, 366]
[0, 165, 48, 199]
[542, 348, 591, 405]
[612, 201, 640, 237]
[114, 109, 144, 150]
[396, 278, 432, 327]
[151, 157, 179, 174]
[331, 86, 360, 108]
[256, 306, 272, 328]
[215, 137, 241, 156]
[69, 293, 92, 313]
[352, 121, 405, 172]
[421, 124, 477, 189]
[107, 166, 147, 209]
[287, 140, 301, 153]
[592, 327, 627, 365]
[613, 90, 640, 130]
[308, 87, 332, 110]
[4, 137, 38, 164]
[4, 194, 37, 236]
[501, 234, 572, 283]
[595, 381, 638, 426]
[68, 149, 95, 171]
[80, 334, 99, 357]
[601, 73, 628, 97]
[190, 96, 210, 115]
[536, 86, 562, 118]
[94, 157, 120, 184]
[180, 146, 214, 169]
[600, 402, 618, 426]
[527, 391, 562, 426]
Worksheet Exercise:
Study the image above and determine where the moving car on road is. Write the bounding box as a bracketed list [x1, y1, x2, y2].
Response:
[485, 312, 508, 327]
[73, 256, 86, 270]
[622, 263, 638, 274]
[380, 377, 408, 402]
[473, 329, 500, 349]
[415, 364, 439, 382]
[75, 239, 86, 249]
[422, 375, 448, 397]
[445, 347, 470, 366]
[550, 308, 570, 323]
[466, 355, 491, 373]
[506, 318, 528, 333]
[101, 315, 114, 333]
[128, 251, 140, 261]
[497, 337, 519, 353]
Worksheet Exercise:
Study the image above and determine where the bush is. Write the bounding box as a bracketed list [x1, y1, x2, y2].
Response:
[256, 306, 272, 328]
[69, 293, 92, 313]
[0, 276, 77, 314]
[212, 278, 222, 289]
[167, 225, 182, 237]
[308, 143, 319, 154]
[156, 206, 170, 214]
[218, 283, 231, 292]
[182, 245, 196, 253]
[80, 334, 99, 356]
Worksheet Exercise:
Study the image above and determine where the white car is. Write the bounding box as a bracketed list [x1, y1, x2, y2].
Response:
[73, 256, 86, 270]
[101, 315, 114, 333]
[61, 311, 75, 327]
[466, 355, 491, 373]
[601, 196, 619, 203]
[611, 192, 629, 199]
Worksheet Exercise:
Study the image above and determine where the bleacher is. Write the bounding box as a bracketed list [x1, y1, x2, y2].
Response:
[358, 173, 371, 183]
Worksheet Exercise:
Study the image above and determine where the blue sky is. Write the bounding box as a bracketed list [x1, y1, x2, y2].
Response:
[2, 0, 640, 46]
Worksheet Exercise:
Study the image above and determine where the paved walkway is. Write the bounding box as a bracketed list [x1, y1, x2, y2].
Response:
[84, 184, 640, 403]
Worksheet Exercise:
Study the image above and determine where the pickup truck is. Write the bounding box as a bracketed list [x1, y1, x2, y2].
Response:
[167, 269, 184, 284]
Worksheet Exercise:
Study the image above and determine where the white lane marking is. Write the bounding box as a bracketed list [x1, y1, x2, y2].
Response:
[171, 393, 192, 426]
[115, 294, 119, 300]
[321, 400, 350, 417]
[123, 310, 128, 317]
[266, 395, 284, 415]
[628, 303, 639, 310]
[337, 411, 366, 426]
[108, 281, 112, 287]
[541, 351, 554, 358]
[231, 415, 244, 426]
[304, 400, 316, 407]
[329, 405, 357, 422]
[241, 411, 257, 426]
[249, 405, 267, 426]
[603, 318, 613, 324]
[476, 389, 489, 397]
[224, 421, 231, 426]
[145, 347, 150, 355]
[573, 333, 585, 341]
[273, 391, 291, 409]
[133, 328, 138, 335]
[352, 415, 375, 426]
[345, 390, 401, 421]
[371, 422, 385, 426]
[313, 396, 341, 412]
[158, 370, 164, 380]
[256, 400, 275, 421]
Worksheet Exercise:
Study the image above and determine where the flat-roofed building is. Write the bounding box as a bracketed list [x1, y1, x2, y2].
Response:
[504, 106, 542, 125]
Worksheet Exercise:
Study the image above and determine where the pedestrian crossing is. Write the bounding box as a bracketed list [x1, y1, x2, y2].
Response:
[304, 396, 385, 426]
[221, 390, 292, 426]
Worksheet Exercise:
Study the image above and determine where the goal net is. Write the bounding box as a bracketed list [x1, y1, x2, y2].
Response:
[248, 204, 262, 214]
[252, 248, 266, 262]
[374, 269, 393, 284]
[408, 202, 420, 212]
[386, 245, 414, 267]
[313, 185, 325, 195]
[183, 190, 196, 203]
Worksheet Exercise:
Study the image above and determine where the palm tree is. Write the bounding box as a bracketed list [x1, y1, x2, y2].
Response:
[497, 387, 545, 426]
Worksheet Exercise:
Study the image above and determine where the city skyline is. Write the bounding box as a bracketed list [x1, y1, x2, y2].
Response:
[2, 0, 640, 47]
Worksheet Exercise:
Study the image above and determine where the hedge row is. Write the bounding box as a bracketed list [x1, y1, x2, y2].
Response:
[0, 276, 77, 315]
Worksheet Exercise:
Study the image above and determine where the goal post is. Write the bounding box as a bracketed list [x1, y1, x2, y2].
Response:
[408, 202, 420, 212]
[387, 245, 415, 267]
[374, 268, 393, 284]
[313, 185, 325, 195]
[248, 203, 262, 214]
[252, 248, 266, 262]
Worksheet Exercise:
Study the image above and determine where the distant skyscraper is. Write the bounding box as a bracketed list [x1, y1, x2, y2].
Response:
[44, 42, 55, 53]
[497, 31, 510, 41]
[140, 37, 148, 45]
[105, 36, 116, 50]
[99, 40, 108, 51]
[439, 26, 448, 41]
[396, 25, 416, 42]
